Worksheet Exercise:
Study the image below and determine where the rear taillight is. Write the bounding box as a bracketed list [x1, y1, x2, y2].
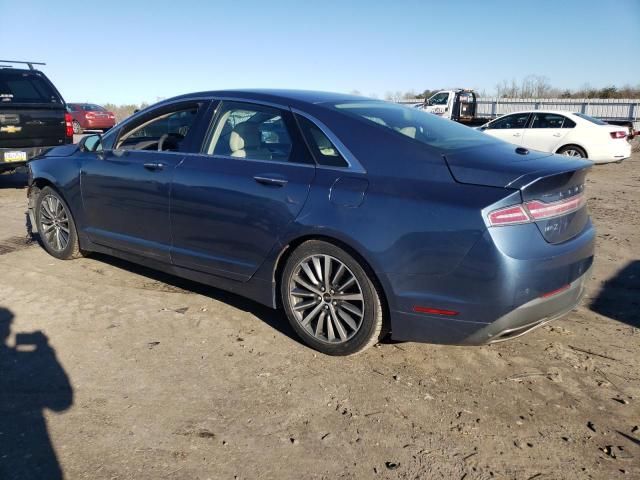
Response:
[525, 194, 586, 220]
[487, 192, 586, 227]
[487, 205, 530, 226]
[610, 131, 627, 139]
[540, 284, 570, 298]
[64, 112, 73, 138]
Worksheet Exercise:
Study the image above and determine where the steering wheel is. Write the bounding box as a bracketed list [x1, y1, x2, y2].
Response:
[157, 133, 170, 151]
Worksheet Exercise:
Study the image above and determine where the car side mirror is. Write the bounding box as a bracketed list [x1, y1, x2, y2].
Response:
[79, 134, 102, 152]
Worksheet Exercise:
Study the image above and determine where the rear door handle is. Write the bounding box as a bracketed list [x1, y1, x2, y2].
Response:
[552, 133, 562, 137]
[512, 133, 521, 137]
[253, 175, 288, 187]
[144, 162, 165, 171]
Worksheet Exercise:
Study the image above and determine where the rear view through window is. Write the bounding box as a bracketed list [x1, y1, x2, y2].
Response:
[331, 101, 498, 152]
[0, 71, 61, 104]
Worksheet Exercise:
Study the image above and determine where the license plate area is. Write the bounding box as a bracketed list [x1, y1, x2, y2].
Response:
[3, 151, 27, 162]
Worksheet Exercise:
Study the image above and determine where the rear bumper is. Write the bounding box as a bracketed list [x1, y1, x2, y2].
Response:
[0, 145, 57, 171]
[389, 269, 589, 345]
[463, 269, 588, 344]
[386, 220, 595, 345]
[590, 142, 632, 163]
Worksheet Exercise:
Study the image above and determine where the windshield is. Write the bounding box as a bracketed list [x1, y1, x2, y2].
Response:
[0, 71, 61, 104]
[573, 112, 607, 125]
[331, 101, 499, 152]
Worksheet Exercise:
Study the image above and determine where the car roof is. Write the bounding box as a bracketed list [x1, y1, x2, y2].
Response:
[166, 89, 369, 107]
[0, 67, 44, 74]
[503, 110, 579, 116]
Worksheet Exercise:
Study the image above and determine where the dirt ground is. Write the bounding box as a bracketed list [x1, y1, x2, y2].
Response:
[0, 152, 638, 480]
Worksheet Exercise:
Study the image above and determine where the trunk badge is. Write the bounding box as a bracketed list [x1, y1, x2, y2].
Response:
[0, 125, 22, 133]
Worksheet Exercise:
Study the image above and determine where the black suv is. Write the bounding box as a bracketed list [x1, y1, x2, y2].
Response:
[0, 60, 72, 174]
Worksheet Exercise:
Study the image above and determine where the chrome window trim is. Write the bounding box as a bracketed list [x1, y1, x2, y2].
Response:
[291, 108, 366, 174]
[108, 149, 190, 157]
[208, 154, 316, 168]
[209, 96, 291, 111]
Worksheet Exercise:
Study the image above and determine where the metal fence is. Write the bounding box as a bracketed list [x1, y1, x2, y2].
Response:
[400, 97, 640, 126]
[474, 98, 639, 122]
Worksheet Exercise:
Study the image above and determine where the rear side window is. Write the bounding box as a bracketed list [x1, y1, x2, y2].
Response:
[204, 101, 312, 165]
[0, 71, 61, 104]
[563, 118, 576, 128]
[530, 113, 568, 129]
[206, 103, 292, 162]
[296, 115, 348, 167]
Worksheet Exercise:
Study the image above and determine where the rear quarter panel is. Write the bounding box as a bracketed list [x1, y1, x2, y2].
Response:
[252, 111, 514, 313]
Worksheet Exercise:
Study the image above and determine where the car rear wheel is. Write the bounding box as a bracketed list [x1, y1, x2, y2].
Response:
[72, 120, 82, 134]
[35, 187, 83, 260]
[557, 145, 587, 158]
[281, 240, 384, 356]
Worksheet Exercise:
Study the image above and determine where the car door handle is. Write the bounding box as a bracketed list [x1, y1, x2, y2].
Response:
[143, 162, 165, 171]
[512, 133, 521, 137]
[253, 175, 288, 187]
[552, 133, 562, 137]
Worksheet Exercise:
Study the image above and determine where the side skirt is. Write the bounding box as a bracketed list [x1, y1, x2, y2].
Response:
[81, 239, 277, 309]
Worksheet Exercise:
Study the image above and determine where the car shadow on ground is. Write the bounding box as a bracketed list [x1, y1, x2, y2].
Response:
[0, 306, 73, 480]
[0, 170, 28, 189]
[89, 253, 300, 342]
[589, 260, 640, 328]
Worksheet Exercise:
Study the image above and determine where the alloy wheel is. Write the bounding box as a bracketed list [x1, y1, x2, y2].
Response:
[39, 194, 70, 252]
[288, 254, 365, 344]
[561, 149, 583, 157]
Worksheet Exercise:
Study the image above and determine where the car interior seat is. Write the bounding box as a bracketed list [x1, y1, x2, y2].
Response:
[229, 122, 271, 159]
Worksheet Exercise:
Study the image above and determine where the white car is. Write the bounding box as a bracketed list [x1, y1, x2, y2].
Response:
[478, 110, 631, 164]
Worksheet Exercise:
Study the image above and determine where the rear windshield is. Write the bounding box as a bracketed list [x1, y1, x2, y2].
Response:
[330, 101, 498, 152]
[82, 104, 105, 111]
[0, 71, 61, 104]
[573, 112, 607, 125]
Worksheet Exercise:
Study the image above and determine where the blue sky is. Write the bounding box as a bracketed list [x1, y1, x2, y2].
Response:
[1, 0, 638, 104]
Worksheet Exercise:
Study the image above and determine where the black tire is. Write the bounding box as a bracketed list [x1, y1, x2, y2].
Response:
[35, 186, 83, 260]
[280, 240, 384, 356]
[72, 120, 82, 135]
[557, 145, 587, 158]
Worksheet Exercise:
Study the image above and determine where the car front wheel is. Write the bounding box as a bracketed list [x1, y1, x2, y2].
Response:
[35, 187, 83, 260]
[72, 120, 82, 134]
[281, 240, 385, 356]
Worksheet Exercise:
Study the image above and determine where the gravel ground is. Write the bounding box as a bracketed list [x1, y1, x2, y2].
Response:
[0, 153, 638, 480]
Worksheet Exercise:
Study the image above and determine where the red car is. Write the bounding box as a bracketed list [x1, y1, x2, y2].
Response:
[67, 103, 115, 134]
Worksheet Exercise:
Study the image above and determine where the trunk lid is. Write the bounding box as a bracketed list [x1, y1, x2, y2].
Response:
[445, 142, 592, 244]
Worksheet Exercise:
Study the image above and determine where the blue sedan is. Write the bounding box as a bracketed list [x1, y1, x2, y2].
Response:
[27, 90, 595, 355]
